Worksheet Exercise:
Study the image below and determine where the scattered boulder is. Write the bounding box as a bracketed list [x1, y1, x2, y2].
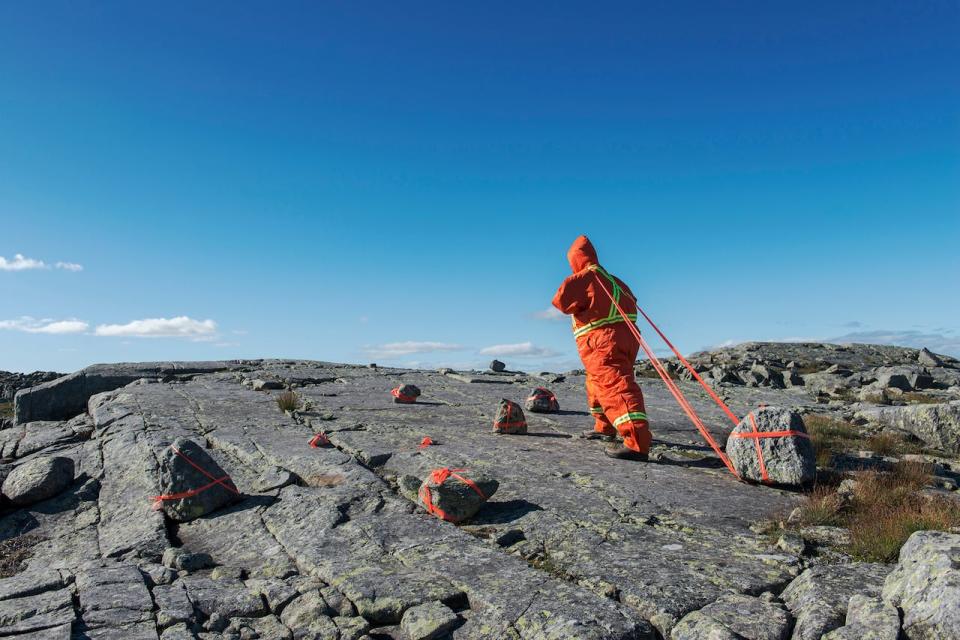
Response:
[489, 359, 506, 373]
[492, 399, 527, 434]
[392, 384, 422, 404]
[400, 601, 459, 640]
[671, 593, 792, 640]
[857, 400, 960, 454]
[524, 387, 559, 413]
[162, 547, 214, 572]
[872, 367, 913, 392]
[725, 407, 816, 486]
[882, 530, 960, 639]
[918, 348, 943, 368]
[782, 563, 890, 640]
[156, 437, 241, 522]
[418, 467, 498, 523]
[252, 379, 284, 391]
[822, 595, 901, 640]
[1, 456, 74, 506]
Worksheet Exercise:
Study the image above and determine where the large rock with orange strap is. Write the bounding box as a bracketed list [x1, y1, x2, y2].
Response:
[725, 406, 816, 486]
[492, 399, 527, 434]
[155, 437, 242, 522]
[417, 467, 499, 523]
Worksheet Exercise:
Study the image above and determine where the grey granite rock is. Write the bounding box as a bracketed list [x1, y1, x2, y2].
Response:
[180, 575, 267, 619]
[882, 530, 960, 640]
[400, 601, 459, 640]
[670, 593, 791, 640]
[156, 437, 241, 522]
[163, 547, 214, 572]
[782, 563, 889, 640]
[492, 398, 526, 434]
[489, 360, 506, 373]
[821, 594, 900, 640]
[418, 468, 498, 523]
[725, 407, 816, 486]
[524, 388, 559, 413]
[858, 401, 960, 454]
[1, 456, 75, 506]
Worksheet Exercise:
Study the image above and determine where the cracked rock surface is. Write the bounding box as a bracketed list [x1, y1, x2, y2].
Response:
[1, 347, 958, 638]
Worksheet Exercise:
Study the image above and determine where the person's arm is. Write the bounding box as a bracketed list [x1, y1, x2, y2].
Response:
[552, 273, 592, 315]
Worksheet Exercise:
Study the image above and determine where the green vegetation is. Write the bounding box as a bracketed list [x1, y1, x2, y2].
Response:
[276, 391, 300, 412]
[0, 402, 12, 418]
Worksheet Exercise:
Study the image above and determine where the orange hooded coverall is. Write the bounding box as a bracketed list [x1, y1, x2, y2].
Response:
[551, 236, 652, 454]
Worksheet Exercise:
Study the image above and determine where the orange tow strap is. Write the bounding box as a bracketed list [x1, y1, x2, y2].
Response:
[151, 445, 240, 510]
[418, 467, 486, 522]
[591, 274, 739, 477]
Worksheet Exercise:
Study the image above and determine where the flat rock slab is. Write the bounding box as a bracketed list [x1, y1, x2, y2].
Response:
[0, 359, 837, 639]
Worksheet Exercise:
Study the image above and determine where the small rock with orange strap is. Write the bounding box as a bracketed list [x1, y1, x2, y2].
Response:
[525, 387, 560, 413]
[725, 406, 816, 486]
[418, 467, 499, 523]
[391, 384, 421, 404]
[492, 399, 527, 434]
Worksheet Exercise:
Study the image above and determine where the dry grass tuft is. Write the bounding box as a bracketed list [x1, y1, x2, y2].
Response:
[0, 402, 12, 418]
[276, 391, 299, 412]
[0, 533, 43, 578]
[865, 432, 922, 457]
[901, 392, 941, 405]
[804, 414, 862, 466]
[793, 461, 960, 562]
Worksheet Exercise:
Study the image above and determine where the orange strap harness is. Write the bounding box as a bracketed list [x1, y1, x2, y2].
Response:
[591, 271, 806, 482]
[418, 467, 486, 522]
[151, 445, 240, 510]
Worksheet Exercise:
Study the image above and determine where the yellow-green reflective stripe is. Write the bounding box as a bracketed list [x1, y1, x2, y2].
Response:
[613, 412, 648, 427]
[573, 314, 638, 338]
[589, 406, 605, 415]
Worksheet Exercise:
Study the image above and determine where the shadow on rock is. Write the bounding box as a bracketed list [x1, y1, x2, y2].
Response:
[471, 499, 543, 525]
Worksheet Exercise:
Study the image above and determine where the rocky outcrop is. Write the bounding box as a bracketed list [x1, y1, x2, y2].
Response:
[782, 563, 890, 640]
[822, 595, 901, 640]
[882, 530, 960, 639]
[725, 407, 816, 486]
[858, 401, 960, 454]
[13, 360, 247, 423]
[671, 593, 791, 640]
[0, 370, 62, 403]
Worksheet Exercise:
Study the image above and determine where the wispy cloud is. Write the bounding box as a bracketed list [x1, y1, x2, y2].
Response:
[829, 329, 960, 357]
[0, 316, 89, 334]
[94, 316, 218, 340]
[479, 341, 559, 358]
[0, 254, 83, 272]
[532, 307, 566, 322]
[365, 341, 465, 358]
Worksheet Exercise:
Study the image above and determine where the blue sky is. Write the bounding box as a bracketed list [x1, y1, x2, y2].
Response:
[1, 1, 958, 373]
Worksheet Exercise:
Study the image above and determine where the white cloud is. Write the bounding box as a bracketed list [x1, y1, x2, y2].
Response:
[532, 307, 566, 321]
[479, 342, 559, 358]
[0, 316, 89, 334]
[365, 341, 464, 358]
[828, 329, 960, 357]
[94, 316, 218, 340]
[0, 254, 83, 272]
[0, 254, 48, 271]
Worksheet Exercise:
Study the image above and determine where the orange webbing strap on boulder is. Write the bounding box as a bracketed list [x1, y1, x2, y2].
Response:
[591, 273, 739, 477]
[418, 467, 487, 523]
[151, 445, 240, 510]
[728, 412, 811, 483]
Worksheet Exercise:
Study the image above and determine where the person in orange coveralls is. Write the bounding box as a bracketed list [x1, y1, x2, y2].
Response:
[552, 235, 652, 461]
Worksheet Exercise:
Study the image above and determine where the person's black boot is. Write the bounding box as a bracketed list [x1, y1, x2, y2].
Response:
[604, 444, 649, 461]
[581, 429, 616, 442]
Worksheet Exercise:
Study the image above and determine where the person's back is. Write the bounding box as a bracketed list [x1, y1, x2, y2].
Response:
[552, 235, 652, 461]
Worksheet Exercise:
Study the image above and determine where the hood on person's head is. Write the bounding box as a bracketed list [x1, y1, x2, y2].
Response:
[567, 235, 598, 273]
